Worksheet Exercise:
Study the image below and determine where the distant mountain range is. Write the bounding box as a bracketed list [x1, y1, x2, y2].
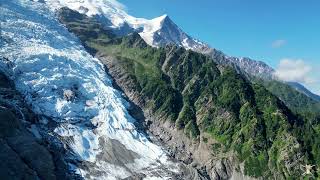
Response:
[288, 82, 320, 102]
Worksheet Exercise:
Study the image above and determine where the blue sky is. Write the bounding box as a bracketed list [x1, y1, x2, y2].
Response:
[119, 0, 320, 95]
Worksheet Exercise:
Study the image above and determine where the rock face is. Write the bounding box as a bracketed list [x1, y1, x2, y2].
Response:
[212, 55, 275, 79]
[0, 73, 71, 180]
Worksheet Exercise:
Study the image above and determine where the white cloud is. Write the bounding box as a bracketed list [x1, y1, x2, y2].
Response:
[274, 58, 316, 84]
[272, 39, 287, 48]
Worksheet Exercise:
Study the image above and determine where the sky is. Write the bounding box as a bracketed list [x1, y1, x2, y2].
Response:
[118, 0, 320, 95]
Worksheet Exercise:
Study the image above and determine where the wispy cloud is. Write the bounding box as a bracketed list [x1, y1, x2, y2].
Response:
[108, 0, 127, 11]
[272, 39, 287, 48]
[274, 58, 316, 84]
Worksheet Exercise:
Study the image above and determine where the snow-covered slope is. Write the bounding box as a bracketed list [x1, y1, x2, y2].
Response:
[45, 0, 209, 50]
[0, 0, 178, 179]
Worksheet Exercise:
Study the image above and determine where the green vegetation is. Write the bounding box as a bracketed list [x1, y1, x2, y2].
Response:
[59, 8, 320, 179]
[263, 79, 320, 118]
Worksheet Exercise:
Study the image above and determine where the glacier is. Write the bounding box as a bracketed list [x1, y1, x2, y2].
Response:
[0, 0, 178, 179]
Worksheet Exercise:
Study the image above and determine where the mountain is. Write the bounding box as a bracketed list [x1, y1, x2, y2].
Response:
[2, 0, 320, 179]
[262, 80, 320, 118]
[45, 0, 208, 49]
[58, 7, 320, 179]
[44, 0, 275, 79]
[44, 0, 319, 99]
[288, 82, 320, 102]
[1, 1, 191, 179]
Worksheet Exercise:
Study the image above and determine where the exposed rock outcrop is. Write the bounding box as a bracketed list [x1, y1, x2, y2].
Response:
[0, 73, 72, 180]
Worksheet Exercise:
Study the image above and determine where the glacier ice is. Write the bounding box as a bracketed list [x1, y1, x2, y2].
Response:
[0, 0, 178, 179]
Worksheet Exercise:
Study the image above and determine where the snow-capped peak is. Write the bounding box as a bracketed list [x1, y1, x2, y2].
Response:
[131, 14, 170, 46]
[157, 14, 169, 21]
[44, 0, 209, 49]
[45, 0, 276, 79]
